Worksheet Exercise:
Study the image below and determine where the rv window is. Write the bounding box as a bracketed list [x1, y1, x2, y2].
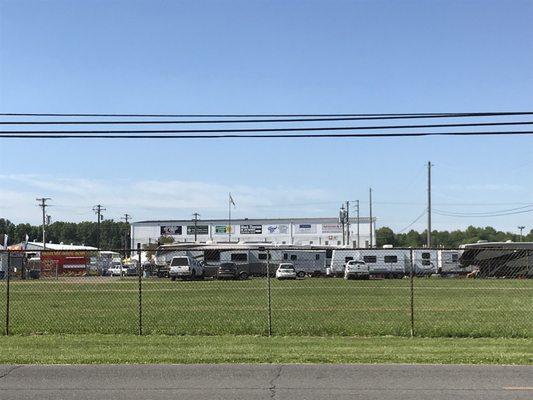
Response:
[345, 257, 353, 262]
[290, 255, 297, 261]
[230, 253, 247, 262]
[204, 250, 220, 262]
[384, 256, 398, 263]
[258, 253, 271, 260]
[422, 252, 431, 259]
[283, 253, 288, 260]
[452, 254, 459, 262]
[326, 249, 333, 258]
[363, 256, 377, 263]
[315, 254, 320, 260]
[337, 241, 341, 245]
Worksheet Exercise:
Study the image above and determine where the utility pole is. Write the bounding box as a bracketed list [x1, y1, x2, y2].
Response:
[36, 198, 51, 250]
[92, 205, 106, 249]
[427, 161, 433, 248]
[369, 188, 373, 248]
[356, 199, 360, 248]
[518, 226, 525, 242]
[345, 201, 350, 247]
[121, 214, 131, 254]
[339, 204, 346, 245]
[192, 212, 200, 242]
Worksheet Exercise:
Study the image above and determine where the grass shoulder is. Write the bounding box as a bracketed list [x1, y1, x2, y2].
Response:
[0, 334, 531, 365]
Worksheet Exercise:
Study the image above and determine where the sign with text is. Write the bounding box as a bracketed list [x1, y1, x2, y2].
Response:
[186, 225, 209, 235]
[295, 224, 316, 234]
[240, 224, 262, 234]
[322, 223, 342, 234]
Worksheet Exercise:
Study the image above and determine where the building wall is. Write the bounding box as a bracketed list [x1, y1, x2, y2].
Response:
[131, 218, 376, 248]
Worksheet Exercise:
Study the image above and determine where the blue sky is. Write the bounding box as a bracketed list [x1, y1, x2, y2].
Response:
[0, 0, 532, 232]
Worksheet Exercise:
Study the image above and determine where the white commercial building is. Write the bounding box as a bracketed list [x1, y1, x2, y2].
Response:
[131, 217, 376, 248]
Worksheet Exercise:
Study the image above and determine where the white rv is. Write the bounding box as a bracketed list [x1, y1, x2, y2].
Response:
[330, 248, 408, 278]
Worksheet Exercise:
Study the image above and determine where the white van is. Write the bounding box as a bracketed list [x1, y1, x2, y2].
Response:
[344, 260, 369, 280]
[169, 256, 204, 280]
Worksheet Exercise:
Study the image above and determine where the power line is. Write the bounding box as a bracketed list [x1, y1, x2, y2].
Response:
[3, 115, 533, 126]
[397, 210, 427, 233]
[2, 120, 533, 133]
[434, 208, 533, 218]
[433, 204, 533, 216]
[1, 129, 532, 139]
[3, 111, 533, 118]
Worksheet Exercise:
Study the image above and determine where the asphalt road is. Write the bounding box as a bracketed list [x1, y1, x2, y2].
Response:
[0, 364, 531, 399]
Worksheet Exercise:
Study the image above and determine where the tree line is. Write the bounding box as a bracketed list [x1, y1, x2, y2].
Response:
[0, 218, 129, 249]
[1, 218, 531, 249]
[376, 226, 532, 248]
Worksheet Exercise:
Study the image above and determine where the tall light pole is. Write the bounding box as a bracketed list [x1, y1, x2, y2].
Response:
[369, 188, 373, 248]
[518, 226, 525, 242]
[339, 204, 346, 246]
[355, 199, 360, 248]
[427, 161, 432, 248]
[36, 198, 51, 249]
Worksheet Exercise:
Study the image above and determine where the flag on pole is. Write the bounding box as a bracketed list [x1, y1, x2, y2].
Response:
[229, 193, 236, 207]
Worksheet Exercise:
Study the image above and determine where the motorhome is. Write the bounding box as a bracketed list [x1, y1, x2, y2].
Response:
[329, 248, 409, 278]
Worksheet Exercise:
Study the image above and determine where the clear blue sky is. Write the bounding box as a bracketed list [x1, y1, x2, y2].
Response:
[0, 0, 532, 233]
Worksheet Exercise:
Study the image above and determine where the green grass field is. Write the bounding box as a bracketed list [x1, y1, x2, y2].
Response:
[0, 277, 531, 337]
[0, 335, 531, 365]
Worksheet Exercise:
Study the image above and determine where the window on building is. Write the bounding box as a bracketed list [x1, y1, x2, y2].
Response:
[290, 254, 297, 261]
[337, 241, 341, 245]
[384, 255, 398, 263]
[363, 255, 377, 263]
[325, 240, 329, 245]
[282, 241, 286, 244]
[309, 241, 313, 245]
[231, 253, 247, 262]
[283, 253, 288, 260]
[326, 249, 333, 258]
[315, 254, 320, 260]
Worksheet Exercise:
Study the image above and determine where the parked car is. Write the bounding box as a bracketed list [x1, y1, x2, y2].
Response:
[169, 256, 204, 280]
[216, 262, 249, 280]
[107, 262, 126, 277]
[276, 263, 297, 280]
[344, 260, 369, 280]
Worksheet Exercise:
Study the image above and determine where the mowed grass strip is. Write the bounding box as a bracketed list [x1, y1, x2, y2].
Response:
[1, 278, 531, 337]
[0, 334, 531, 365]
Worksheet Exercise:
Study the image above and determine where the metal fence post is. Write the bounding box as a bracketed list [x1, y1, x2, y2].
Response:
[137, 244, 142, 336]
[409, 248, 414, 337]
[5, 251, 11, 336]
[266, 249, 272, 336]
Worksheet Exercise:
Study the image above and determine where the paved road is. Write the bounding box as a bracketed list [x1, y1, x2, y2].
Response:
[0, 364, 531, 399]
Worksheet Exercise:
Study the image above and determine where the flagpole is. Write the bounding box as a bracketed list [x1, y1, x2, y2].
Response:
[228, 194, 231, 243]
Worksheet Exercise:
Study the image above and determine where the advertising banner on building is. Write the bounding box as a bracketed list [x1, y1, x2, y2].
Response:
[160, 226, 182, 235]
[214, 225, 234, 234]
[186, 225, 209, 235]
[240, 224, 262, 234]
[322, 223, 342, 233]
[266, 224, 289, 235]
[295, 224, 316, 234]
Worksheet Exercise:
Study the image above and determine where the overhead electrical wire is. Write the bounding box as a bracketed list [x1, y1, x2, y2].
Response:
[397, 210, 427, 233]
[1, 111, 533, 119]
[433, 204, 533, 216]
[1, 130, 532, 139]
[433, 208, 533, 218]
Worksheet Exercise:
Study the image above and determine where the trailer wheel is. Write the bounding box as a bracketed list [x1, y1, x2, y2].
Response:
[296, 271, 306, 278]
[239, 272, 249, 280]
[171, 276, 176, 281]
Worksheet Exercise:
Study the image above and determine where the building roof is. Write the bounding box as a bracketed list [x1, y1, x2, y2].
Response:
[8, 242, 98, 251]
[132, 216, 375, 226]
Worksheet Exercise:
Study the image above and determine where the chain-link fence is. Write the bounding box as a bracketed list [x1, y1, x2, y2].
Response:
[0, 245, 531, 337]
